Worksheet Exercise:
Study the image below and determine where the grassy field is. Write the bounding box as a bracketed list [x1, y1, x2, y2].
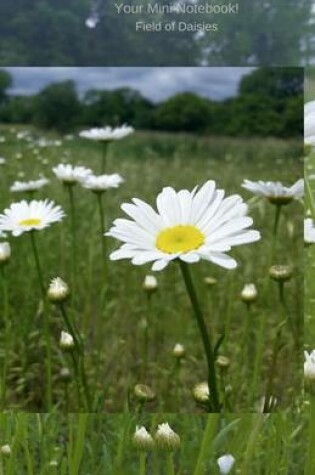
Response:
[0, 126, 303, 412]
[0, 412, 307, 474]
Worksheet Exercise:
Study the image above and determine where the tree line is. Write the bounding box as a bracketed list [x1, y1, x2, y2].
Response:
[0, 68, 303, 137]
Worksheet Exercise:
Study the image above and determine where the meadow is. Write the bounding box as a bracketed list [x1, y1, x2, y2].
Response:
[0, 126, 303, 413]
[0, 412, 307, 474]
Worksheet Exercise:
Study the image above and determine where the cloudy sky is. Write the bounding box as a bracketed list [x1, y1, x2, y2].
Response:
[6, 67, 255, 102]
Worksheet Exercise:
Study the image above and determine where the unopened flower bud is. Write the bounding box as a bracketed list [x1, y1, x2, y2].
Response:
[134, 384, 156, 403]
[204, 276, 217, 287]
[0, 242, 11, 266]
[240, 284, 257, 303]
[304, 350, 315, 381]
[192, 382, 209, 404]
[0, 444, 11, 456]
[59, 367, 71, 382]
[155, 423, 180, 451]
[217, 454, 235, 474]
[216, 355, 230, 370]
[48, 277, 69, 303]
[59, 331, 74, 350]
[143, 275, 158, 293]
[133, 426, 154, 451]
[269, 265, 293, 283]
[172, 343, 185, 359]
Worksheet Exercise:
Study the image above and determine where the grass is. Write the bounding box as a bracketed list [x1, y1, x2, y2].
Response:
[0, 412, 307, 474]
[0, 125, 303, 412]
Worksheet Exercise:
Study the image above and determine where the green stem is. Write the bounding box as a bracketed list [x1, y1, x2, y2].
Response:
[166, 453, 175, 475]
[30, 231, 45, 299]
[0, 266, 9, 409]
[263, 282, 286, 413]
[179, 261, 220, 412]
[96, 192, 107, 281]
[59, 303, 91, 411]
[241, 415, 264, 475]
[67, 185, 77, 294]
[270, 205, 282, 263]
[242, 304, 253, 376]
[139, 452, 146, 475]
[193, 415, 219, 475]
[101, 142, 109, 173]
[305, 394, 315, 475]
[29, 231, 52, 410]
[142, 294, 152, 380]
[70, 349, 83, 410]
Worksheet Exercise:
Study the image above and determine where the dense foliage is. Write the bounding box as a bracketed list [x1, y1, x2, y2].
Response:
[0, 0, 312, 66]
[0, 68, 303, 137]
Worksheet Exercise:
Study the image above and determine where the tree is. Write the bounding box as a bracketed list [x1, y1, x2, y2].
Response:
[0, 70, 12, 104]
[82, 88, 154, 128]
[153, 93, 211, 132]
[32, 80, 81, 132]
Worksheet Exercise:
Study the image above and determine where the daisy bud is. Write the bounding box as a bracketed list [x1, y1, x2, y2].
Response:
[216, 355, 231, 370]
[0, 242, 11, 266]
[59, 367, 71, 382]
[240, 284, 257, 303]
[0, 444, 11, 456]
[48, 277, 69, 303]
[304, 351, 315, 381]
[172, 343, 185, 359]
[49, 460, 58, 467]
[155, 423, 180, 451]
[59, 331, 74, 350]
[269, 265, 293, 283]
[134, 384, 156, 403]
[217, 454, 235, 474]
[143, 275, 158, 293]
[133, 426, 154, 452]
[204, 276, 217, 287]
[192, 382, 209, 404]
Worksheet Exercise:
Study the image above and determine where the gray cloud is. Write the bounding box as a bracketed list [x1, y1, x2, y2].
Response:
[5, 67, 255, 102]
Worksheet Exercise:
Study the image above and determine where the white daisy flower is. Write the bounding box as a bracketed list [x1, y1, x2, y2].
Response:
[79, 124, 134, 142]
[82, 173, 124, 192]
[241, 179, 304, 205]
[106, 180, 260, 271]
[52, 164, 92, 185]
[304, 350, 315, 380]
[0, 157, 6, 165]
[217, 454, 235, 474]
[0, 200, 65, 237]
[305, 218, 315, 244]
[305, 101, 315, 146]
[10, 177, 49, 193]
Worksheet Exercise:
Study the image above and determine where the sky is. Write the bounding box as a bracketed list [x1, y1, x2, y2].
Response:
[5, 67, 255, 102]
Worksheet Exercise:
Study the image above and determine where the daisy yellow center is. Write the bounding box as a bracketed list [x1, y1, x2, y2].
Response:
[19, 218, 41, 227]
[156, 225, 204, 254]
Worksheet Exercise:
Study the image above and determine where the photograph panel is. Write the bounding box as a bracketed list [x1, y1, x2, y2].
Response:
[0, 67, 303, 413]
